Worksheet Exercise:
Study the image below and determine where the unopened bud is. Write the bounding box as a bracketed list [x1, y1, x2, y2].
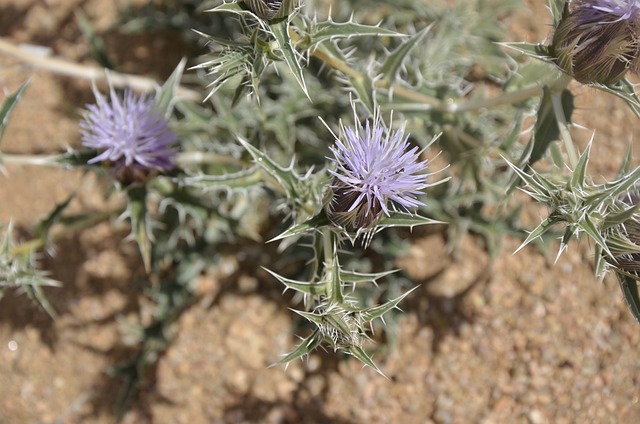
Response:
[243, 0, 298, 21]
[550, 0, 640, 85]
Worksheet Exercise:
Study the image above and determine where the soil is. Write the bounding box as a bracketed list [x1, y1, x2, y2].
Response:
[1, 1, 639, 423]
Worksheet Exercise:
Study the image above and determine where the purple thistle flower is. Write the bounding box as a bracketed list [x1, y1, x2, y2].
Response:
[326, 114, 431, 231]
[80, 87, 177, 179]
[574, 0, 640, 24]
[551, 0, 640, 84]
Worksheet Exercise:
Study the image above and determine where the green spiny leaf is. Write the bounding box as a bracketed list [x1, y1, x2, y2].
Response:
[237, 137, 301, 196]
[376, 212, 444, 230]
[617, 273, 640, 325]
[269, 18, 309, 98]
[360, 286, 418, 324]
[379, 26, 431, 85]
[349, 73, 376, 116]
[593, 78, 640, 119]
[345, 345, 384, 377]
[529, 87, 574, 166]
[263, 268, 327, 295]
[548, 0, 568, 27]
[578, 213, 611, 258]
[305, 20, 403, 47]
[33, 193, 75, 245]
[182, 166, 264, 191]
[569, 141, 591, 191]
[269, 211, 330, 242]
[277, 330, 323, 364]
[515, 215, 563, 254]
[602, 203, 639, 230]
[155, 58, 187, 117]
[339, 269, 397, 283]
[500, 42, 553, 62]
[0, 80, 30, 145]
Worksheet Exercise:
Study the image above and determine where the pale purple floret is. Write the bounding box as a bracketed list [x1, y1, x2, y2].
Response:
[328, 117, 429, 218]
[574, 0, 640, 24]
[80, 87, 177, 172]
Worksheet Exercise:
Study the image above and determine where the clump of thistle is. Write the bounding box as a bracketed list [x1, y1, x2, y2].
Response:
[551, 0, 640, 85]
[325, 112, 433, 233]
[80, 86, 177, 183]
[243, 0, 298, 21]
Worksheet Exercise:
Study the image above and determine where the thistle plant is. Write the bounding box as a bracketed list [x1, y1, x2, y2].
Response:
[2, 0, 640, 414]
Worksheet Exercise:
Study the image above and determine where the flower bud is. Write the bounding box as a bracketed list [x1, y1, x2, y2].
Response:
[550, 0, 640, 85]
[243, 0, 298, 21]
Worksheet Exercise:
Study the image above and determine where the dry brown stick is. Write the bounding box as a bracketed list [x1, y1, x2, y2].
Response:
[0, 37, 202, 102]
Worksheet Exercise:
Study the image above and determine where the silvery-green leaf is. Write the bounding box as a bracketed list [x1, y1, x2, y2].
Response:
[0, 80, 29, 145]
[305, 20, 403, 47]
[33, 193, 75, 246]
[587, 166, 640, 205]
[617, 273, 640, 325]
[237, 138, 299, 196]
[379, 26, 431, 85]
[269, 212, 330, 242]
[269, 18, 309, 98]
[345, 345, 384, 377]
[578, 214, 611, 258]
[602, 203, 640, 230]
[500, 42, 553, 62]
[569, 142, 590, 191]
[204, 1, 250, 15]
[24, 284, 58, 319]
[376, 212, 444, 230]
[592, 78, 640, 119]
[594, 244, 607, 279]
[349, 73, 376, 116]
[155, 58, 187, 118]
[340, 269, 397, 283]
[359, 286, 418, 324]
[264, 268, 327, 295]
[529, 87, 574, 166]
[277, 330, 322, 364]
[548, 0, 568, 26]
[182, 166, 264, 191]
[504, 159, 553, 202]
[515, 215, 562, 254]
[617, 143, 633, 176]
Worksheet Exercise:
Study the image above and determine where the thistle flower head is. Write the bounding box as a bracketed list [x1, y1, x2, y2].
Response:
[80, 86, 177, 181]
[326, 112, 431, 231]
[243, 0, 298, 21]
[551, 0, 640, 84]
[573, 0, 640, 24]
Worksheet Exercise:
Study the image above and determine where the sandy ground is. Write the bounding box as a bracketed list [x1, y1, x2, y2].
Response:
[1, 0, 639, 423]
